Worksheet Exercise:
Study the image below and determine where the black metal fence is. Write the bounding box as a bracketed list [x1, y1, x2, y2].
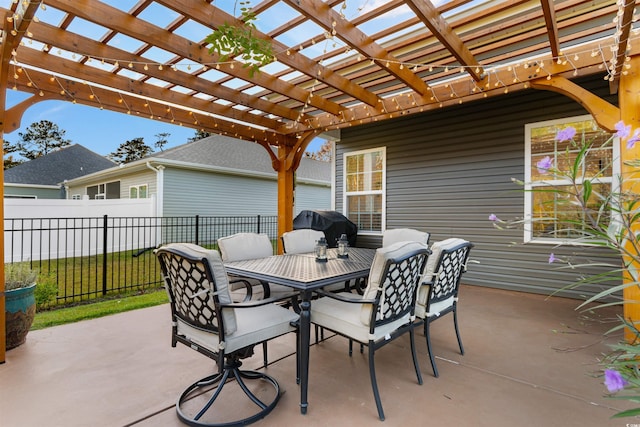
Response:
[4, 215, 278, 306]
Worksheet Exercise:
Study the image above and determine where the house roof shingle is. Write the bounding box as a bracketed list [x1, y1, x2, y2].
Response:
[4, 144, 117, 185]
[150, 135, 330, 182]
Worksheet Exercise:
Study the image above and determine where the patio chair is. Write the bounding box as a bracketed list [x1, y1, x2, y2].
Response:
[281, 228, 325, 254]
[217, 232, 297, 301]
[382, 228, 430, 247]
[155, 243, 299, 427]
[310, 241, 430, 421]
[415, 238, 473, 377]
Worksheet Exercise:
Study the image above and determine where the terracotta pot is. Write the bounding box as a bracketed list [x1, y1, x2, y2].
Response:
[5, 283, 36, 350]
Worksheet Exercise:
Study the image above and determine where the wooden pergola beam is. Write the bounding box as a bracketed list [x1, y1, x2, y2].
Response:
[540, 0, 561, 58]
[530, 76, 620, 132]
[405, 0, 485, 82]
[284, 0, 431, 97]
[152, 0, 351, 116]
[44, 0, 329, 120]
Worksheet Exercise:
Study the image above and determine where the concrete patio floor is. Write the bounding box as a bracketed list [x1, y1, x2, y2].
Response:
[1, 285, 637, 427]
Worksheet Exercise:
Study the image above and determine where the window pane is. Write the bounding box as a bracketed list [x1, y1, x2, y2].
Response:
[87, 185, 98, 199]
[532, 183, 611, 238]
[130, 187, 138, 198]
[106, 181, 120, 199]
[139, 185, 147, 198]
[530, 118, 613, 181]
[346, 194, 382, 232]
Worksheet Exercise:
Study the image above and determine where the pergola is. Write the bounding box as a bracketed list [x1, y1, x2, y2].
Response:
[0, 0, 638, 362]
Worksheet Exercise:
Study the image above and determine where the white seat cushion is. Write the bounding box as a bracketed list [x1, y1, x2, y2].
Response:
[177, 303, 299, 354]
[311, 292, 412, 343]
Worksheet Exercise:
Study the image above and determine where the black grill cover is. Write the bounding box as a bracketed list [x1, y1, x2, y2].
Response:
[293, 210, 357, 248]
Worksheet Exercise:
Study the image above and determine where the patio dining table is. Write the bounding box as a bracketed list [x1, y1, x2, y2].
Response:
[224, 247, 376, 415]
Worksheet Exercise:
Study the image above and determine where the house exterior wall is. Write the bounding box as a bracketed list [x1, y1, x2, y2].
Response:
[162, 168, 330, 217]
[118, 169, 157, 199]
[335, 75, 619, 299]
[4, 185, 60, 199]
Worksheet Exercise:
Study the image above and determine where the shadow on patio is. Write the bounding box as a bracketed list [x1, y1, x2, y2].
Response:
[0, 285, 635, 427]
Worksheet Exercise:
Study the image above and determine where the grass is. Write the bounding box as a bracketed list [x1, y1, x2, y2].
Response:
[32, 289, 169, 330]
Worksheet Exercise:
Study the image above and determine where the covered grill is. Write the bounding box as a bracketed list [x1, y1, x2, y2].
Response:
[293, 210, 357, 248]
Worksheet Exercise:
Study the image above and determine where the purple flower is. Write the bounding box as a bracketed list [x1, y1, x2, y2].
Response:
[615, 120, 631, 139]
[604, 369, 628, 393]
[627, 129, 640, 150]
[489, 214, 499, 222]
[536, 156, 552, 175]
[556, 126, 576, 142]
[548, 253, 557, 264]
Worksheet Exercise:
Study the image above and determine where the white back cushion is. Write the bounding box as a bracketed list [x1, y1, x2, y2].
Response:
[360, 240, 428, 325]
[282, 229, 325, 254]
[422, 238, 468, 282]
[161, 243, 237, 334]
[382, 228, 430, 247]
[217, 233, 273, 262]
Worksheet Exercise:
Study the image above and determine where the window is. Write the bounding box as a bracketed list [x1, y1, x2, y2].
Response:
[87, 181, 120, 199]
[129, 184, 148, 199]
[524, 115, 619, 243]
[343, 147, 386, 234]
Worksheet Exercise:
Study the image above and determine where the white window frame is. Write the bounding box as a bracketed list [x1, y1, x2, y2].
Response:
[342, 146, 386, 235]
[524, 114, 620, 244]
[129, 184, 148, 199]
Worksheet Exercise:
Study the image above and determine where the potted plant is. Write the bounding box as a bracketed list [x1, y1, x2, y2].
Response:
[4, 262, 37, 350]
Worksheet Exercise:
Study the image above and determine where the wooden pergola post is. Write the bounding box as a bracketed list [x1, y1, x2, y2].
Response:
[619, 55, 640, 342]
[275, 132, 320, 254]
[276, 144, 295, 254]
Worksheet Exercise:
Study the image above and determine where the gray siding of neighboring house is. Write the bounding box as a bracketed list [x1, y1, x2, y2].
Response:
[336, 74, 620, 299]
[4, 185, 60, 199]
[162, 168, 330, 217]
[294, 183, 331, 214]
[163, 168, 277, 216]
[118, 170, 157, 199]
[66, 170, 157, 200]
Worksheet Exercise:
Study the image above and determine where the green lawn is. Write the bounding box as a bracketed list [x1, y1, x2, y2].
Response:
[32, 289, 169, 330]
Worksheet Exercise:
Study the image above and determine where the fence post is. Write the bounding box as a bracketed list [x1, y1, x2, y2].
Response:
[102, 215, 108, 296]
[257, 215, 261, 234]
[195, 215, 200, 245]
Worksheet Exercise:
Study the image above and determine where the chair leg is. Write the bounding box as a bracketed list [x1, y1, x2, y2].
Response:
[368, 345, 385, 421]
[453, 307, 464, 355]
[409, 327, 423, 385]
[348, 339, 353, 356]
[176, 355, 281, 427]
[424, 321, 439, 378]
[262, 341, 268, 368]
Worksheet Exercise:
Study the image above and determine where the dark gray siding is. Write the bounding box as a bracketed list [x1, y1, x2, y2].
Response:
[336, 75, 620, 299]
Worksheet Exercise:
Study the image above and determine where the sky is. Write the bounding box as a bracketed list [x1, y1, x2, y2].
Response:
[4, 91, 202, 157]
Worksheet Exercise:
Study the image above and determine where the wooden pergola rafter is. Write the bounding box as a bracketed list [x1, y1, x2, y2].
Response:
[1, 0, 640, 361]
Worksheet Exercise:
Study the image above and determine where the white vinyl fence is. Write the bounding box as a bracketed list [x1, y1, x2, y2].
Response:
[3, 197, 156, 263]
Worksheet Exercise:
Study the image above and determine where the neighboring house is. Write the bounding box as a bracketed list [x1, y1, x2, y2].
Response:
[65, 135, 331, 216]
[3, 144, 117, 199]
[334, 74, 619, 300]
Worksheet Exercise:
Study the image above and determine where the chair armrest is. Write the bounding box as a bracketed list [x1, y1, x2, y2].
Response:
[315, 289, 376, 305]
[229, 278, 253, 301]
[219, 291, 299, 309]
